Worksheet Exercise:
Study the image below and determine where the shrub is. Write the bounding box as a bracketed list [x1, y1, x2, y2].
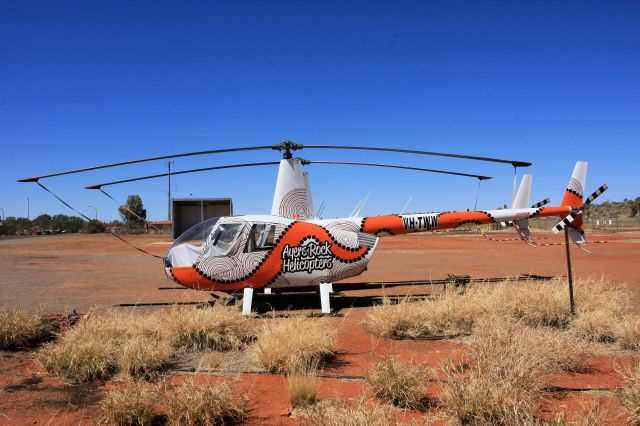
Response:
[98, 381, 160, 425]
[366, 357, 427, 409]
[165, 378, 247, 426]
[252, 317, 336, 372]
[0, 308, 52, 350]
[83, 219, 105, 234]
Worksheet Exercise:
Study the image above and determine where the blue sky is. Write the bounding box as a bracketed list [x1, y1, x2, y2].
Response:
[1, 1, 638, 222]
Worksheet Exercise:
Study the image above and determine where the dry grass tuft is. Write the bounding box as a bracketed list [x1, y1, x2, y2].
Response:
[619, 365, 640, 424]
[252, 317, 336, 373]
[364, 290, 481, 339]
[163, 304, 253, 351]
[365, 277, 631, 342]
[300, 398, 400, 426]
[572, 311, 618, 343]
[38, 311, 167, 382]
[98, 381, 160, 425]
[165, 378, 247, 426]
[39, 337, 118, 382]
[366, 357, 428, 409]
[441, 320, 589, 424]
[288, 358, 319, 409]
[38, 304, 252, 382]
[0, 308, 52, 350]
[117, 335, 173, 379]
[617, 316, 640, 351]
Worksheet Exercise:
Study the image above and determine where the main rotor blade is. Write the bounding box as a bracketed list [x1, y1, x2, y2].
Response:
[18, 140, 528, 183]
[18, 145, 275, 182]
[86, 158, 491, 189]
[300, 145, 531, 168]
[305, 160, 492, 180]
[85, 162, 280, 189]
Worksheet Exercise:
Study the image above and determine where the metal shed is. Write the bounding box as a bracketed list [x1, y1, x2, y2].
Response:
[172, 198, 233, 239]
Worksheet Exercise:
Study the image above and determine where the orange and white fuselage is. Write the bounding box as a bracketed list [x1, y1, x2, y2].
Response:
[166, 205, 572, 291]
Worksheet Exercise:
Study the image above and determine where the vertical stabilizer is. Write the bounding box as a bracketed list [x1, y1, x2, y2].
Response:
[271, 158, 314, 219]
[561, 161, 587, 208]
[513, 175, 532, 209]
[561, 161, 588, 242]
[512, 174, 533, 240]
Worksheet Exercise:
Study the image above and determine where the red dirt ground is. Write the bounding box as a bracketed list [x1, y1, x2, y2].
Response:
[1, 231, 639, 425]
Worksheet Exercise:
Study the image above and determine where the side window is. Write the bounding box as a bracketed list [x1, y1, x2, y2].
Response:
[245, 224, 277, 252]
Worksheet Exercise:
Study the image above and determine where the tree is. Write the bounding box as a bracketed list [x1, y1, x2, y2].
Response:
[119, 195, 147, 230]
[83, 219, 105, 234]
[0, 217, 32, 235]
[33, 214, 52, 230]
[632, 204, 638, 218]
[50, 214, 84, 233]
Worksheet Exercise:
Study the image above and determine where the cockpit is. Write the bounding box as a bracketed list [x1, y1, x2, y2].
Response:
[165, 218, 246, 268]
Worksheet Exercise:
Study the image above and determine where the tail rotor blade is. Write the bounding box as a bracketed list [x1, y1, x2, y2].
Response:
[552, 214, 576, 234]
[583, 184, 608, 208]
[531, 198, 551, 209]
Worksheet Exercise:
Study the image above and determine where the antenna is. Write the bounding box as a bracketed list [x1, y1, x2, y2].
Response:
[353, 193, 370, 217]
[401, 197, 413, 215]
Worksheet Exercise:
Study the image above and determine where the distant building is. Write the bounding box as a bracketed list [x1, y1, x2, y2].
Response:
[171, 198, 233, 239]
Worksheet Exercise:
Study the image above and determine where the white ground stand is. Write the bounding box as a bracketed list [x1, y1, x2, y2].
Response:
[241, 283, 334, 315]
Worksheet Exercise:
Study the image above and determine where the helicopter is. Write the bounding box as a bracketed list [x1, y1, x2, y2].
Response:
[19, 141, 607, 313]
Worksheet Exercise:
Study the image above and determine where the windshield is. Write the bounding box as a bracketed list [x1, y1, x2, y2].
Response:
[172, 217, 220, 248]
[166, 218, 221, 268]
[208, 223, 245, 255]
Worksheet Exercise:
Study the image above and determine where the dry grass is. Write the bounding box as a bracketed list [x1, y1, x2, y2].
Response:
[366, 357, 428, 409]
[0, 308, 52, 350]
[441, 320, 589, 425]
[300, 398, 400, 426]
[252, 317, 336, 372]
[198, 350, 225, 370]
[572, 311, 619, 343]
[38, 311, 167, 382]
[38, 304, 252, 382]
[363, 289, 481, 339]
[550, 400, 609, 426]
[98, 381, 160, 425]
[117, 335, 173, 379]
[619, 365, 640, 424]
[617, 316, 640, 351]
[163, 304, 254, 351]
[40, 335, 119, 382]
[365, 277, 631, 341]
[165, 378, 247, 426]
[288, 358, 319, 409]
